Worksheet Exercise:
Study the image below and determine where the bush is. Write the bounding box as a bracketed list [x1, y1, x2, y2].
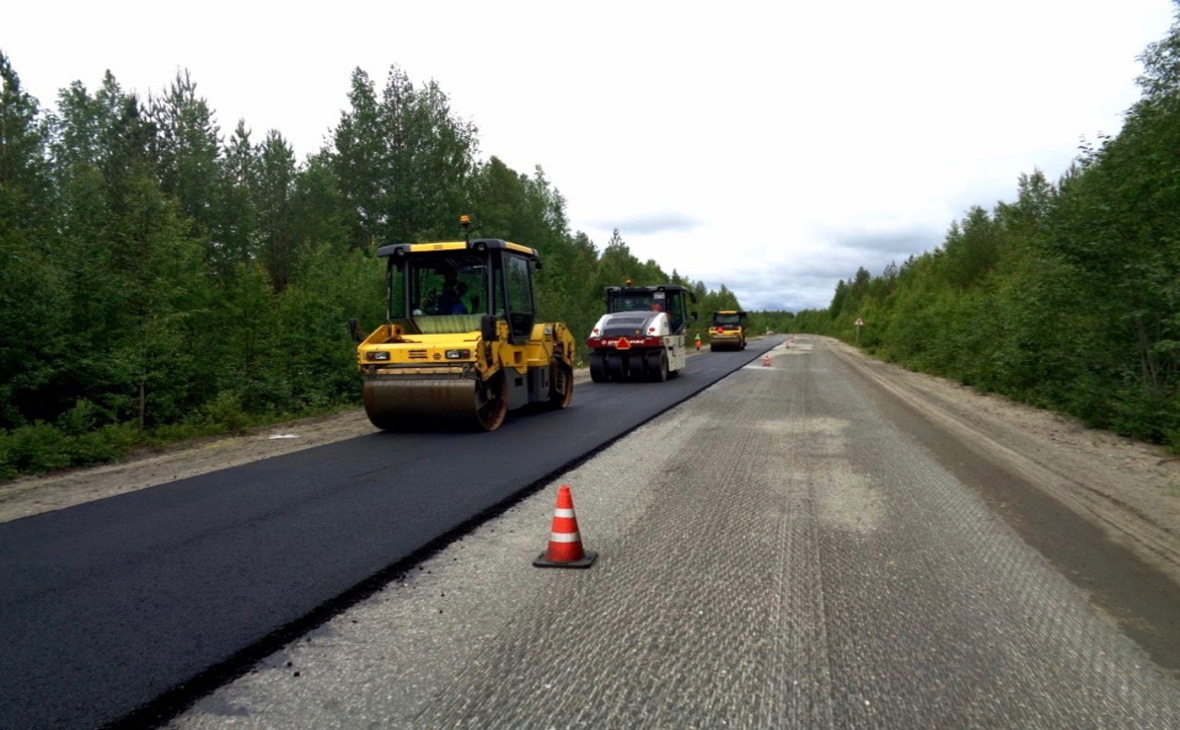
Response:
[199, 391, 255, 433]
[1, 422, 72, 475]
[0, 437, 13, 482]
[66, 422, 139, 467]
[56, 399, 102, 436]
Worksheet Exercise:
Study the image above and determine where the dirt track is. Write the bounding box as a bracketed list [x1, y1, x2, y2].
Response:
[3, 339, 1179, 591]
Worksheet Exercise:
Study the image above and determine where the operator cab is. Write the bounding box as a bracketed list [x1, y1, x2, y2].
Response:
[375, 239, 539, 342]
[604, 285, 696, 334]
[713, 311, 747, 327]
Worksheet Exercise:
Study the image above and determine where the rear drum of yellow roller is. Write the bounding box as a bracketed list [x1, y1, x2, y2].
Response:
[363, 374, 508, 432]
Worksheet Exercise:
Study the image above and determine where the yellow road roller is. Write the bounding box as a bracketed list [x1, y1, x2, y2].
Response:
[710, 310, 747, 351]
[353, 220, 576, 431]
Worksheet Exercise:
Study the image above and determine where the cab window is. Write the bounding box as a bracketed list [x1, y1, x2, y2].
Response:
[504, 255, 536, 340]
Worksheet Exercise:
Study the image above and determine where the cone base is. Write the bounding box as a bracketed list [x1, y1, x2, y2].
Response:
[533, 550, 598, 569]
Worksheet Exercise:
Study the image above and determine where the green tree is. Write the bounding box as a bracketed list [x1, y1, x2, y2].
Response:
[0, 52, 64, 427]
[256, 130, 298, 291]
[49, 71, 211, 429]
[288, 152, 349, 283]
[330, 68, 384, 251]
[149, 70, 231, 271]
[329, 65, 478, 249]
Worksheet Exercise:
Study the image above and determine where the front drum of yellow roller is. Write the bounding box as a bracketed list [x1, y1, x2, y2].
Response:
[363, 375, 508, 432]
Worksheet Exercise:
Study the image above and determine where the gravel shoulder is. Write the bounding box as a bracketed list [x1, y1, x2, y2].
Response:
[4, 339, 1179, 591]
[823, 338, 1180, 587]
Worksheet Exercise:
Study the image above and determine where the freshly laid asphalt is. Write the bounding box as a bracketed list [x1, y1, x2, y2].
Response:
[0, 342, 771, 730]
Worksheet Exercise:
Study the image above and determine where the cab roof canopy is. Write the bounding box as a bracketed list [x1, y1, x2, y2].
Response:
[605, 284, 693, 295]
[375, 239, 540, 261]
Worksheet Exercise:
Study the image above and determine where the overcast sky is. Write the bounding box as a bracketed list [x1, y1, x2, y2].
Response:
[6, 1, 1177, 311]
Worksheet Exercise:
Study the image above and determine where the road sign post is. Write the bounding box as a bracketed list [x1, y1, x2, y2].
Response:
[854, 318, 864, 345]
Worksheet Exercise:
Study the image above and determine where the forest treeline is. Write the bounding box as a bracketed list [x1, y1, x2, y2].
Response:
[796, 7, 1180, 450]
[0, 55, 770, 478]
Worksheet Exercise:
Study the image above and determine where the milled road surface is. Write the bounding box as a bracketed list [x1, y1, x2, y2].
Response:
[172, 337, 1180, 729]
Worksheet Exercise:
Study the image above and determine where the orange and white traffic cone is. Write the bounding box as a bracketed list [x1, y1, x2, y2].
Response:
[534, 485, 597, 568]
[762, 354, 772, 367]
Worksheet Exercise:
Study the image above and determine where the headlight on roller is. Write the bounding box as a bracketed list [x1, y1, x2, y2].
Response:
[365, 351, 391, 362]
[445, 349, 472, 360]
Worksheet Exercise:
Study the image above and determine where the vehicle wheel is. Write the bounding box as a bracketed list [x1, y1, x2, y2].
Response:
[606, 353, 626, 381]
[547, 361, 574, 409]
[627, 353, 647, 381]
[649, 350, 669, 382]
[474, 373, 508, 431]
[589, 352, 607, 383]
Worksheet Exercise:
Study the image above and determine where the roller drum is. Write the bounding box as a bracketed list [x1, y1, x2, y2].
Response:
[363, 375, 506, 431]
